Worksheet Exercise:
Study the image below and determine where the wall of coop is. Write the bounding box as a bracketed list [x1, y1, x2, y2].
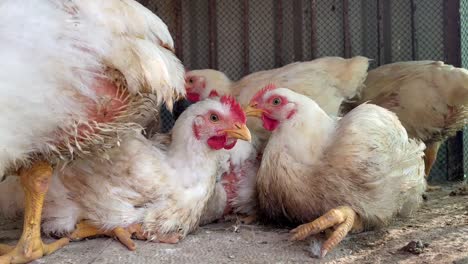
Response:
[138, 0, 466, 182]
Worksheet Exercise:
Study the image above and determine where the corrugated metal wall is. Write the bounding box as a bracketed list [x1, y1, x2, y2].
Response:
[140, 0, 464, 182]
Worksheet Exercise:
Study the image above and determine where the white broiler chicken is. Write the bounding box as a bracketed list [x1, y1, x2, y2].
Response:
[186, 57, 369, 148]
[341, 61, 468, 178]
[245, 85, 426, 258]
[1, 97, 251, 250]
[187, 57, 370, 225]
[0, 0, 184, 263]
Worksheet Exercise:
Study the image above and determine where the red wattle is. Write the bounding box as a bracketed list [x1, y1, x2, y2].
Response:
[186, 92, 201, 102]
[207, 135, 227, 150]
[224, 140, 237, 150]
[262, 114, 280, 131]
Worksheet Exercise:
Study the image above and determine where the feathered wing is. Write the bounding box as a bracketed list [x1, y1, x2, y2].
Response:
[341, 61, 468, 143]
[39, 132, 173, 235]
[77, 0, 185, 103]
[199, 182, 227, 226]
[257, 104, 426, 228]
[317, 104, 426, 227]
[0, 0, 184, 175]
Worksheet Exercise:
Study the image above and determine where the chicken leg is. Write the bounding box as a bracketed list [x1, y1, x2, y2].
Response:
[69, 221, 181, 250]
[423, 142, 442, 192]
[0, 161, 69, 264]
[424, 142, 440, 178]
[289, 206, 363, 258]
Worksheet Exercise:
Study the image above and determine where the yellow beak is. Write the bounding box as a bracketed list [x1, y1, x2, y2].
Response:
[244, 105, 265, 117]
[223, 123, 251, 142]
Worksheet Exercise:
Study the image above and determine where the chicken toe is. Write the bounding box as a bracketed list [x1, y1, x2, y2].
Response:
[123, 223, 181, 244]
[289, 206, 363, 258]
[69, 221, 136, 251]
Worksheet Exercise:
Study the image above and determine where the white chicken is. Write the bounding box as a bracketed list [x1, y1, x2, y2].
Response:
[0, 0, 184, 263]
[1, 97, 251, 250]
[188, 57, 369, 224]
[341, 61, 468, 178]
[245, 85, 426, 258]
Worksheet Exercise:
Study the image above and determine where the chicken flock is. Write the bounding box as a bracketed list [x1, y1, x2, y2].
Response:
[0, 1, 467, 263]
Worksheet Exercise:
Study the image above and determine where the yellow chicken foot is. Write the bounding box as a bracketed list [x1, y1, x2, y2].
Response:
[289, 206, 363, 258]
[0, 161, 70, 264]
[126, 224, 182, 244]
[69, 221, 136, 251]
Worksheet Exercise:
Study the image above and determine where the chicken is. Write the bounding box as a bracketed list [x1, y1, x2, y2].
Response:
[1, 96, 251, 250]
[245, 85, 426, 258]
[186, 57, 369, 224]
[186, 57, 369, 148]
[340, 61, 468, 178]
[0, 0, 184, 262]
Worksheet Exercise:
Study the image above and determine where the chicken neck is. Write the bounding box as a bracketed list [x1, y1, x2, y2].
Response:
[270, 99, 336, 167]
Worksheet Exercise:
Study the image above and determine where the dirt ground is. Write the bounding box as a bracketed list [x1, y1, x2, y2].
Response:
[0, 182, 467, 264]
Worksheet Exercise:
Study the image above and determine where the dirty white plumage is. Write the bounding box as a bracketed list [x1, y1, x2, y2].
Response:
[340, 61, 468, 176]
[0, 0, 185, 176]
[2, 99, 249, 241]
[248, 87, 426, 256]
[0, 1, 184, 262]
[187, 57, 369, 223]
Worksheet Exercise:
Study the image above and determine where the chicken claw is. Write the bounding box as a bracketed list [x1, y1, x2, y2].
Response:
[289, 206, 363, 258]
[69, 221, 136, 251]
[127, 224, 181, 244]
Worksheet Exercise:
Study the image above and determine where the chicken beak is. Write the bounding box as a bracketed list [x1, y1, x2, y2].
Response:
[223, 123, 252, 142]
[244, 105, 265, 117]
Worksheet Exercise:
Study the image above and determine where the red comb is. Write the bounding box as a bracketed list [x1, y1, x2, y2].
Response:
[251, 83, 277, 104]
[220, 95, 246, 123]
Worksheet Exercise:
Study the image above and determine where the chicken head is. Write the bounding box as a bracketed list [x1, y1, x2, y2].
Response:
[184, 69, 232, 102]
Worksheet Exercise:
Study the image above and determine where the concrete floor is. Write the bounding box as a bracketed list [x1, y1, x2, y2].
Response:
[0, 183, 467, 264]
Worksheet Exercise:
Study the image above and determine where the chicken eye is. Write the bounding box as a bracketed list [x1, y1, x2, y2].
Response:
[189, 78, 194, 84]
[210, 114, 219, 122]
[272, 98, 282, 106]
